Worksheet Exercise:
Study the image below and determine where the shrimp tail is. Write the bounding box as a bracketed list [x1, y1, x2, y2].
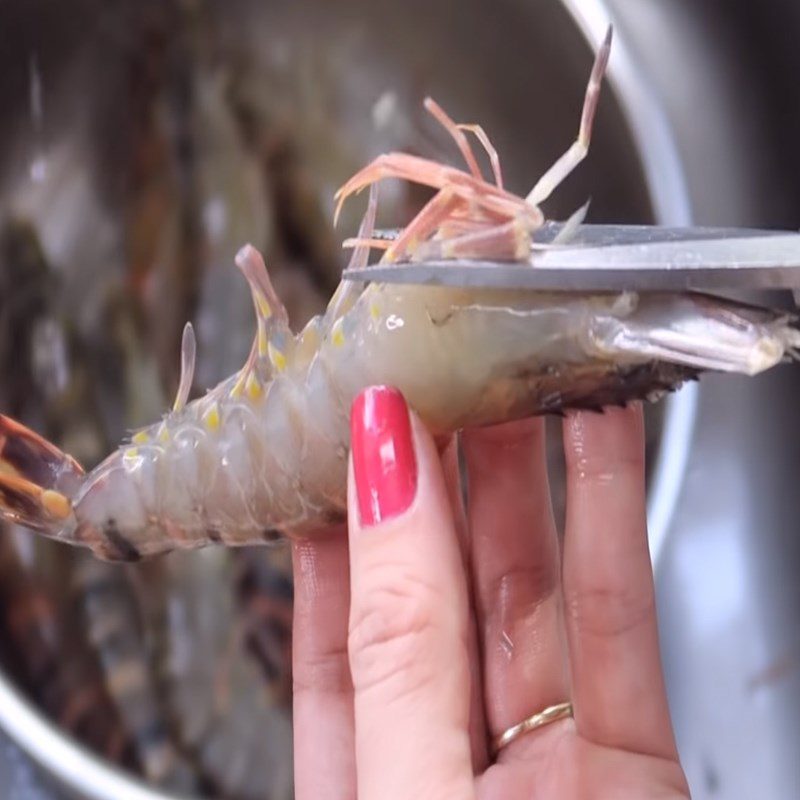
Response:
[0, 414, 83, 532]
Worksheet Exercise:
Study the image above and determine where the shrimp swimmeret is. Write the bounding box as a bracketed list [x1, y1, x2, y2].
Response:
[1, 27, 798, 560]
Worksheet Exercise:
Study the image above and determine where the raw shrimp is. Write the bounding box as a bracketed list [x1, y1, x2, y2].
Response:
[1, 26, 799, 560]
[70, 555, 201, 792]
[141, 549, 293, 800]
[0, 527, 136, 765]
[233, 547, 294, 708]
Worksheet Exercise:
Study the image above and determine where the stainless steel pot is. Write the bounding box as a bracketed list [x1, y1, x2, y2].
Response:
[603, 3, 800, 797]
[0, 1, 696, 797]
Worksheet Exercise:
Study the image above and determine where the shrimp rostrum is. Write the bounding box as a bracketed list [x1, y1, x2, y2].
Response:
[1, 27, 798, 560]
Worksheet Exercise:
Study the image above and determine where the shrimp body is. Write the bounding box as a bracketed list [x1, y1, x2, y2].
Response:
[1, 25, 799, 560]
[5, 273, 794, 561]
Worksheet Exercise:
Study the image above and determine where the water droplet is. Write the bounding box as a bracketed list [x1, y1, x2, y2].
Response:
[386, 314, 404, 331]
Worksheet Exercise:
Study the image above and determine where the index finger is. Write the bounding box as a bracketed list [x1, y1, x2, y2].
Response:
[346, 387, 473, 800]
[561, 404, 679, 760]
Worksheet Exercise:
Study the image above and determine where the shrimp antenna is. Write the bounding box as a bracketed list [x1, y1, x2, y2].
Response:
[173, 322, 196, 413]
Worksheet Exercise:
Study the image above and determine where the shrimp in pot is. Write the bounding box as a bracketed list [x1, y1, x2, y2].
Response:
[1, 26, 799, 560]
[140, 549, 294, 800]
[0, 527, 136, 765]
[70, 554, 201, 792]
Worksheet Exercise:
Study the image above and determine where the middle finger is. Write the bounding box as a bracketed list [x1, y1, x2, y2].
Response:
[463, 418, 569, 758]
[292, 526, 355, 800]
[441, 436, 490, 771]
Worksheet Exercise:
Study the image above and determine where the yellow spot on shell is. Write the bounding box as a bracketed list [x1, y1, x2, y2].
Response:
[256, 292, 272, 319]
[124, 447, 139, 460]
[245, 372, 263, 400]
[369, 303, 380, 321]
[157, 424, 170, 443]
[331, 318, 345, 347]
[132, 431, 149, 445]
[257, 321, 269, 358]
[203, 402, 221, 431]
[41, 490, 71, 520]
[268, 341, 287, 372]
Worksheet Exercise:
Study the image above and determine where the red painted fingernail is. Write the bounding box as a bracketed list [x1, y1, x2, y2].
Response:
[350, 386, 418, 527]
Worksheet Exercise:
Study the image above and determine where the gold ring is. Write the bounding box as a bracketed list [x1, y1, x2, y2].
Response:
[492, 702, 573, 755]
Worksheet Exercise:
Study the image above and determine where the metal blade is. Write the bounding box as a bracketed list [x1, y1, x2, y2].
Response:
[344, 224, 800, 292]
[532, 221, 788, 247]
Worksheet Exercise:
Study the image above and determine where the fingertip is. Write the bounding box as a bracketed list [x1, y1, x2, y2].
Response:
[349, 386, 418, 528]
[347, 386, 455, 536]
[563, 404, 645, 476]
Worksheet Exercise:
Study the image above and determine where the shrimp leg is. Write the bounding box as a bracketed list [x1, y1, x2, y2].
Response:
[333, 153, 534, 226]
[414, 216, 531, 261]
[422, 96, 505, 189]
[422, 98, 486, 181]
[526, 25, 612, 206]
[456, 122, 504, 189]
[383, 187, 462, 262]
[326, 184, 380, 323]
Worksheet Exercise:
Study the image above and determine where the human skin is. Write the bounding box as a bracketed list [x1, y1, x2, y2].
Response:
[291, 387, 690, 800]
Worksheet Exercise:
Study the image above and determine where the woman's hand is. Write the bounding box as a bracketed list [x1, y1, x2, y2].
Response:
[292, 386, 690, 799]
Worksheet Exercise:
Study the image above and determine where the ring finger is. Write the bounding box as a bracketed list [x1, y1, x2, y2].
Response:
[462, 418, 569, 760]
